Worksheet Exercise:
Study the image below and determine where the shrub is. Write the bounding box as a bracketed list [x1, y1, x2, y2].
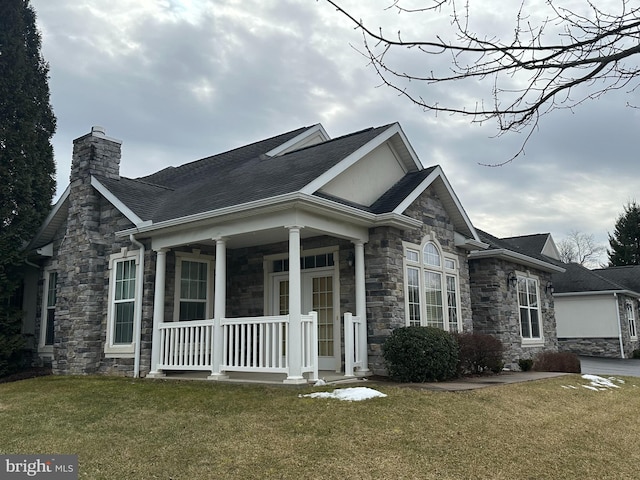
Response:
[383, 326, 458, 382]
[533, 351, 581, 373]
[455, 332, 504, 375]
[518, 358, 534, 372]
[632, 349, 640, 359]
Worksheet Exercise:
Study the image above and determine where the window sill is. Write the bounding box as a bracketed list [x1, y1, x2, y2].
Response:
[104, 345, 135, 357]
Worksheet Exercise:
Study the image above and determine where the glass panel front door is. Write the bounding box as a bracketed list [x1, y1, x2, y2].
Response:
[272, 270, 339, 372]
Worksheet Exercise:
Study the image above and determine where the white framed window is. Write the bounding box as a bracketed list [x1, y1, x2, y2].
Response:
[38, 269, 57, 355]
[174, 252, 214, 321]
[517, 274, 543, 345]
[403, 239, 461, 332]
[106, 249, 141, 357]
[626, 301, 637, 339]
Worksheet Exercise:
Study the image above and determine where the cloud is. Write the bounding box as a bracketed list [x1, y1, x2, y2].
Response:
[31, 0, 640, 261]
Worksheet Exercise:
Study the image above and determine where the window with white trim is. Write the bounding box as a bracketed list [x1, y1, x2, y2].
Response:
[106, 249, 141, 356]
[404, 240, 461, 332]
[626, 301, 637, 339]
[517, 275, 541, 340]
[174, 252, 213, 321]
[39, 270, 57, 351]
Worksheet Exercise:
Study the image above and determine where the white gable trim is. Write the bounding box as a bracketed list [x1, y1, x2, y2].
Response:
[91, 176, 146, 226]
[393, 166, 480, 241]
[27, 185, 70, 250]
[300, 123, 421, 195]
[265, 124, 330, 157]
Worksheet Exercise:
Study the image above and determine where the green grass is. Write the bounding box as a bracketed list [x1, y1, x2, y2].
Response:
[1, 375, 639, 479]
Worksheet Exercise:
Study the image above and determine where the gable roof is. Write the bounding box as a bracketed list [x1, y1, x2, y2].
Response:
[552, 263, 639, 297]
[33, 121, 489, 248]
[97, 124, 391, 224]
[469, 229, 565, 273]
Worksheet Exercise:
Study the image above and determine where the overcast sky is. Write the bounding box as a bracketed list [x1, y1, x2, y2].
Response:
[30, 0, 640, 265]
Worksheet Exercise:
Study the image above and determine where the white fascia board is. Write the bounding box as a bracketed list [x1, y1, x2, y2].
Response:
[116, 192, 422, 239]
[300, 123, 403, 195]
[265, 124, 330, 157]
[554, 290, 640, 298]
[468, 248, 566, 273]
[28, 185, 70, 249]
[91, 176, 145, 226]
[392, 166, 480, 241]
[392, 122, 423, 171]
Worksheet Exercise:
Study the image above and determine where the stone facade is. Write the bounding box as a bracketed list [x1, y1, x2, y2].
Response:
[31, 128, 563, 379]
[558, 337, 622, 358]
[365, 186, 474, 375]
[469, 257, 558, 368]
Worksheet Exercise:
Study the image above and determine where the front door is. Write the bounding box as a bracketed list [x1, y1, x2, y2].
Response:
[272, 270, 340, 372]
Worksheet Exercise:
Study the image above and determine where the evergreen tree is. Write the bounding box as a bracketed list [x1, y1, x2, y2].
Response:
[608, 202, 640, 266]
[0, 0, 56, 376]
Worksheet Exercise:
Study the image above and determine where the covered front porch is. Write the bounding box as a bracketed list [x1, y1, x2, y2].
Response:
[134, 202, 373, 384]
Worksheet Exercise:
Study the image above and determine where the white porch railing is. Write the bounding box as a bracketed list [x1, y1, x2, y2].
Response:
[155, 312, 318, 380]
[344, 312, 363, 376]
[221, 315, 288, 373]
[157, 320, 213, 371]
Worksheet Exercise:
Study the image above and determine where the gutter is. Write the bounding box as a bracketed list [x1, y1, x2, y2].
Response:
[614, 293, 625, 359]
[468, 248, 566, 273]
[129, 234, 145, 377]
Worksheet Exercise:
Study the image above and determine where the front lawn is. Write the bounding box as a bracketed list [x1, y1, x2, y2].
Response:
[0, 374, 638, 479]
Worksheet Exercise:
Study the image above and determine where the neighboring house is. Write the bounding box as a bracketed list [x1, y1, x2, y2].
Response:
[469, 231, 565, 366]
[553, 264, 640, 358]
[22, 123, 563, 382]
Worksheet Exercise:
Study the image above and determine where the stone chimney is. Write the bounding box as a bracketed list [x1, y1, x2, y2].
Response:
[70, 126, 122, 183]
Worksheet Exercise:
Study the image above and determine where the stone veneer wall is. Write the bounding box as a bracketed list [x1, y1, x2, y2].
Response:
[469, 257, 558, 367]
[45, 128, 159, 376]
[366, 186, 473, 375]
[557, 338, 622, 358]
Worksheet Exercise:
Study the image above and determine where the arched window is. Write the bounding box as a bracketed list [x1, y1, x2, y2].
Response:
[404, 240, 460, 332]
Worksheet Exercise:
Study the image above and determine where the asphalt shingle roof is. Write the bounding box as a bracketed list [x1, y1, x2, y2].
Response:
[475, 229, 559, 266]
[98, 124, 392, 223]
[552, 263, 628, 294]
[592, 266, 640, 293]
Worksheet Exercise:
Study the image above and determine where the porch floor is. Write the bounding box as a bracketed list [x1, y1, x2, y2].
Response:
[153, 370, 367, 385]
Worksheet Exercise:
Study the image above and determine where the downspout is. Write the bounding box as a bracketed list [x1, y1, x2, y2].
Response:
[614, 293, 625, 359]
[24, 259, 40, 268]
[129, 234, 145, 377]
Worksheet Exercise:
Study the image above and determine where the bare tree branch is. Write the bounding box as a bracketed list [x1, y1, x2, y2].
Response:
[325, 0, 640, 161]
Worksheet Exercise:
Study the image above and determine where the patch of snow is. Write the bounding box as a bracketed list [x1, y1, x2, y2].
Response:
[300, 387, 387, 402]
[581, 374, 621, 389]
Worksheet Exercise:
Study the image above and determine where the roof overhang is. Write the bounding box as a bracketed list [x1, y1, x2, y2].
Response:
[468, 249, 566, 273]
[116, 192, 422, 248]
[393, 166, 481, 242]
[554, 290, 640, 298]
[27, 186, 70, 251]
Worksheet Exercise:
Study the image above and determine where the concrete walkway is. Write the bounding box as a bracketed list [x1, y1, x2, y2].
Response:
[366, 371, 568, 392]
[579, 356, 640, 377]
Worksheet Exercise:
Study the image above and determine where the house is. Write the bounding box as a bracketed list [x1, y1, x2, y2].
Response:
[21, 123, 564, 382]
[468, 231, 565, 365]
[553, 264, 640, 358]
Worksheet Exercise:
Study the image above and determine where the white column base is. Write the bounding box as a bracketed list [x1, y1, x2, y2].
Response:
[283, 376, 307, 385]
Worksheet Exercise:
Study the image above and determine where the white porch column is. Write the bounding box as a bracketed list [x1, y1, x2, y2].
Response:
[284, 226, 306, 384]
[148, 248, 167, 378]
[209, 237, 229, 380]
[354, 241, 370, 376]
